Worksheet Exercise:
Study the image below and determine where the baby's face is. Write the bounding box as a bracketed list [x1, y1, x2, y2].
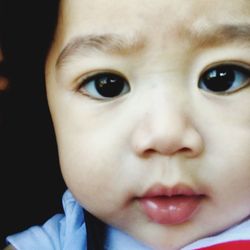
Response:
[46, 0, 250, 249]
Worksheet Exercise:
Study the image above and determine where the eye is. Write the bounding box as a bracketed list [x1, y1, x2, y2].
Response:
[198, 64, 250, 94]
[79, 72, 130, 99]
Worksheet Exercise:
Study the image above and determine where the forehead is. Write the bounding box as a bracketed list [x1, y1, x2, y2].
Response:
[50, 0, 250, 64]
[59, 0, 250, 35]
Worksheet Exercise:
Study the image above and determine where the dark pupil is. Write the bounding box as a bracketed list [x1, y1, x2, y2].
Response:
[95, 74, 124, 97]
[203, 66, 235, 92]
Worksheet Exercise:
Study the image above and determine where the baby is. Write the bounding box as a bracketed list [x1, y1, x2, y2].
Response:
[5, 0, 250, 249]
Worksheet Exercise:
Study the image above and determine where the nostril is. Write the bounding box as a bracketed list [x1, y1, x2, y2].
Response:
[179, 147, 200, 158]
[143, 146, 195, 158]
[180, 147, 191, 153]
[143, 149, 156, 157]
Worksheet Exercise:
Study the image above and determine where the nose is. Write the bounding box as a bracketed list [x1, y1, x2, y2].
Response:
[131, 92, 203, 158]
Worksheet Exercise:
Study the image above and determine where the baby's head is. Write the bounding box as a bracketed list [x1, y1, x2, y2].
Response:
[45, 1, 250, 249]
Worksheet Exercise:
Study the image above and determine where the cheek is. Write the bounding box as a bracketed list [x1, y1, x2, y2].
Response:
[208, 161, 250, 225]
[55, 110, 134, 216]
[196, 99, 250, 204]
[59, 128, 119, 182]
[193, 92, 250, 157]
[49, 85, 140, 207]
[192, 93, 250, 187]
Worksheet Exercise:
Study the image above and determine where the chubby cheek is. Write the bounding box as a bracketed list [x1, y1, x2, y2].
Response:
[205, 163, 250, 230]
[198, 109, 250, 217]
[189, 92, 250, 220]
[56, 112, 136, 218]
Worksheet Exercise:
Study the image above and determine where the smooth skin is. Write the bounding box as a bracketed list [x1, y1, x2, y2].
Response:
[9, 1, 250, 250]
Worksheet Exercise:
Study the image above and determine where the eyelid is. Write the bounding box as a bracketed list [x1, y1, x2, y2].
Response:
[199, 61, 250, 80]
[76, 69, 128, 90]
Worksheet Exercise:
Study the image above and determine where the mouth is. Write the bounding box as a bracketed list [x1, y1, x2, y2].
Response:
[138, 184, 205, 225]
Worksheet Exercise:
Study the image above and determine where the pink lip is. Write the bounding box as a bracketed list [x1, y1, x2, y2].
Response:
[138, 184, 204, 225]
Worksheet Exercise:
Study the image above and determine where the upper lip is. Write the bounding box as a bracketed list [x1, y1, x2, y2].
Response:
[140, 183, 203, 198]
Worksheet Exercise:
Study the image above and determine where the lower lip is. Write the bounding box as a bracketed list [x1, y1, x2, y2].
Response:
[139, 195, 202, 225]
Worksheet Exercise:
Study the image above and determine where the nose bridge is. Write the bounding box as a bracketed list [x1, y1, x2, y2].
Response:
[146, 85, 187, 140]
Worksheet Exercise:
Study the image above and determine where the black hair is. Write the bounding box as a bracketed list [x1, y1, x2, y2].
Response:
[0, 0, 9, 127]
[0, 0, 7, 78]
[85, 210, 107, 250]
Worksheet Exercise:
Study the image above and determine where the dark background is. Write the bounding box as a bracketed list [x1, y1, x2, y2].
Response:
[0, 1, 66, 248]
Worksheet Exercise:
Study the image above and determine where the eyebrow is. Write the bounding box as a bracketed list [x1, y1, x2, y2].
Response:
[56, 24, 250, 69]
[56, 33, 145, 68]
[192, 24, 250, 48]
